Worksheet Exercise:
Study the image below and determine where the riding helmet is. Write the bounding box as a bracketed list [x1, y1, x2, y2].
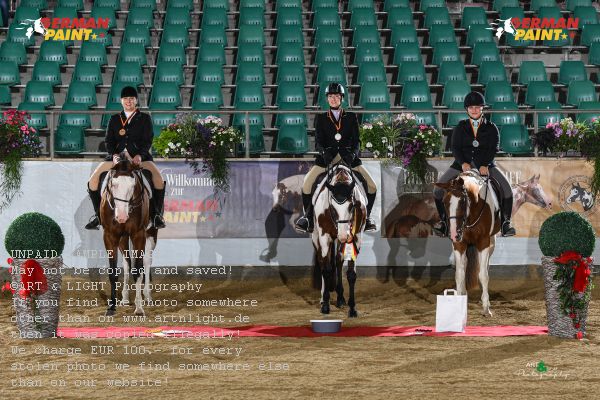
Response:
[325, 82, 345, 97]
[121, 86, 138, 99]
[463, 91, 485, 109]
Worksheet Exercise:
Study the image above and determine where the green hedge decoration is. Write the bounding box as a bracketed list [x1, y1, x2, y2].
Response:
[539, 211, 595, 257]
[4, 212, 65, 258]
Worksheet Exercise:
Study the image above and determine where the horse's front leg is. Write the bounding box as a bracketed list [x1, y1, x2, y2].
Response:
[131, 232, 147, 316]
[103, 235, 119, 316]
[453, 247, 468, 295]
[335, 248, 346, 308]
[319, 255, 331, 315]
[347, 260, 357, 318]
[119, 235, 130, 306]
[478, 238, 494, 317]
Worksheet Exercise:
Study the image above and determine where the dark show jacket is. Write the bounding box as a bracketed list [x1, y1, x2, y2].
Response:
[314, 109, 362, 167]
[450, 117, 499, 170]
[104, 110, 154, 161]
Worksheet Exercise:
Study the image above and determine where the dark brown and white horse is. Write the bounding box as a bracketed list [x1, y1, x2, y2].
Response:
[100, 158, 157, 316]
[312, 163, 367, 317]
[435, 171, 500, 316]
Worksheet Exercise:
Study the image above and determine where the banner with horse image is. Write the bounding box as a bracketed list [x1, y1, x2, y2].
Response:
[381, 158, 598, 238]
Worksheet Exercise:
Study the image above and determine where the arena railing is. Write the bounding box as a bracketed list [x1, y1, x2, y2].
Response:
[9, 108, 600, 159]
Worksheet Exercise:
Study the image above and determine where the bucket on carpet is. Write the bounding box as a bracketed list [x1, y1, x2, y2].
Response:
[541, 256, 590, 339]
[435, 289, 467, 333]
[11, 257, 63, 339]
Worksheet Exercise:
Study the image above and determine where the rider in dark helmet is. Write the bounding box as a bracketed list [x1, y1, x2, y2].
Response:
[85, 86, 167, 230]
[295, 82, 378, 233]
[433, 91, 516, 237]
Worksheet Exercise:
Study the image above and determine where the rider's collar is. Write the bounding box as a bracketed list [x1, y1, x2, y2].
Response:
[469, 116, 484, 126]
[329, 108, 342, 120]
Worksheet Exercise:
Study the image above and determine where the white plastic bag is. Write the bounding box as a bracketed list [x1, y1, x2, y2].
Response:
[435, 289, 468, 333]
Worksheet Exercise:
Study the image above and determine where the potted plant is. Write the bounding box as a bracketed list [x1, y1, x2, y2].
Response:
[538, 211, 595, 339]
[5, 212, 65, 338]
[359, 113, 441, 184]
[0, 110, 43, 212]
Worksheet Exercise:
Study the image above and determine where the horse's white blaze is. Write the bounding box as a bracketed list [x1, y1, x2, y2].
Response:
[448, 196, 460, 242]
[111, 175, 135, 222]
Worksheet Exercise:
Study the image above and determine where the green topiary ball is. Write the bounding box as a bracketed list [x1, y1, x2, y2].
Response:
[4, 212, 64, 258]
[539, 211, 596, 257]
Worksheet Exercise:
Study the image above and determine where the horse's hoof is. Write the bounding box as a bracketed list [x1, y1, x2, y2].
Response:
[482, 309, 493, 317]
[348, 309, 358, 318]
[320, 305, 330, 314]
[134, 309, 145, 316]
[105, 309, 116, 316]
[336, 297, 346, 308]
[144, 294, 152, 302]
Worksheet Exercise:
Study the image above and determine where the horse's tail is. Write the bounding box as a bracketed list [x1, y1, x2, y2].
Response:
[465, 244, 480, 291]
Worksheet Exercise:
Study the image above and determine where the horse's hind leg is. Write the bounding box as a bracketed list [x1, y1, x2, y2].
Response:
[335, 252, 346, 308]
[347, 260, 357, 318]
[143, 232, 156, 302]
[479, 239, 494, 317]
[119, 236, 130, 305]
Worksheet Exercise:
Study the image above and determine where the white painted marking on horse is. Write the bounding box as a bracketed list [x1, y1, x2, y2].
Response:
[111, 175, 135, 223]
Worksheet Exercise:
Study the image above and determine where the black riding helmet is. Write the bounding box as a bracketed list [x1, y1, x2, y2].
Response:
[463, 91, 485, 109]
[325, 82, 345, 97]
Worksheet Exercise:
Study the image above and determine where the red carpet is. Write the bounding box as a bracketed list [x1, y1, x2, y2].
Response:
[56, 325, 548, 338]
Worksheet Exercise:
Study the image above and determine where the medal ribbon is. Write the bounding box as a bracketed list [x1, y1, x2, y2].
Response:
[328, 109, 343, 132]
[470, 118, 480, 138]
[119, 109, 138, 131]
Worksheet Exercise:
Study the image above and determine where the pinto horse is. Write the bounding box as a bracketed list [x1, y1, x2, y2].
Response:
[312, 162, 367, 317]
[100, 157, 157, 316]
[435, 170, 500, 317]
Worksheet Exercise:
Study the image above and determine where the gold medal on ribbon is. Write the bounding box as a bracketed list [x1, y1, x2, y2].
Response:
[119, 109, 137, 137]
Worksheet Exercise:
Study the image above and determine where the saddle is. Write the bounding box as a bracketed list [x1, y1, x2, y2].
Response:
[462, 170, 500, 213]
[100, 169, 153, 198]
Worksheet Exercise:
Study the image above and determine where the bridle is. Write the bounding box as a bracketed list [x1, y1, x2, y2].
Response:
[447, 174, 490, 240]
[325, 163, 358, 230]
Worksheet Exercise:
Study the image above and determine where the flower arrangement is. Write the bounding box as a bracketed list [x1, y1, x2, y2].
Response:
[552, 251, 594, 339]
[152, 113, 196, 158]
[579, 118, 600, 197]
[533, 117, 587, 155]
[0, 110, 43, 212]
[186, 115, 243, 192]
[359, 113, 441, 183]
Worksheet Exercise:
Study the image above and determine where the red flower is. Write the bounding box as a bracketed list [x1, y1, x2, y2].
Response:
[8, 266, 12, 274]
[554, 250, 581, 264]
[7, 258, 13, 265]
[575, 323, 581, 329]
[569, 313, 576, 319]
[19, 259, 48, 299]
[576, 331, 583, 340]
[1, 281, 14, 294]
[573, 260, 592, 293]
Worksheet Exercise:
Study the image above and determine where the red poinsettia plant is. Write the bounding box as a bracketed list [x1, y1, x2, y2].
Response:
[553, 250, 594, 339]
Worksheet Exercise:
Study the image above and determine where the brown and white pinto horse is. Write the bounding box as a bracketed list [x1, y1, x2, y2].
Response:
[435, 171, 500, 317]
[312, 163, 367, 317]
[100, 157, 157, 316]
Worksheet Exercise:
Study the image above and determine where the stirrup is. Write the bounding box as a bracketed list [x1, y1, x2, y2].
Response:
[152, 215, 166, 229]
[364, 217, 377, 232]
[295, 216, 313, 233]
[85, 216, 100, 230]
[501, 221, 516, 237]
[432, 221, 447, 237]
